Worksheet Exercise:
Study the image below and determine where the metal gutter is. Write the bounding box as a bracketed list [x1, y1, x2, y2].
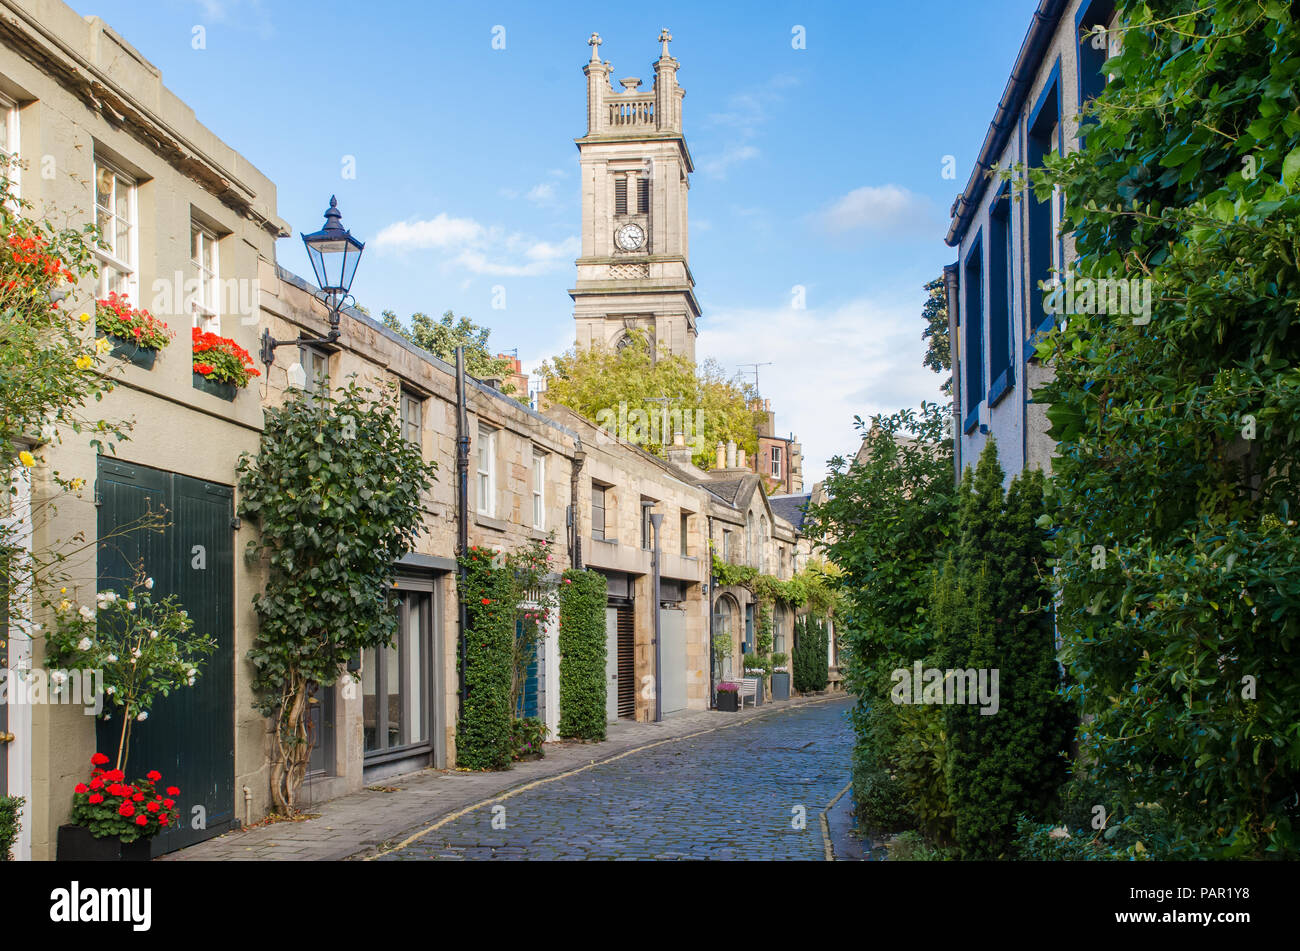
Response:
[945, 0, 1068, 247]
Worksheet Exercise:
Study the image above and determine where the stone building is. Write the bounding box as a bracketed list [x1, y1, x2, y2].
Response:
[944, 0, 1120, 479]
[0, 0, 285, 860]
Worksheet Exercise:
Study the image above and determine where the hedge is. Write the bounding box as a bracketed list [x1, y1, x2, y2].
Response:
[558, 568, 607, 740]
[456, 546, 516, 769]
[792, 614, 829, 693]
[0, 796, 22, 861]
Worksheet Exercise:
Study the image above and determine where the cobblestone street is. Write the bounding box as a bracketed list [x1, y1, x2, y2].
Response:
[373, 696, 854, 861]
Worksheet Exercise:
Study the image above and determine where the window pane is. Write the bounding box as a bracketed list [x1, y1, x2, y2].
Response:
[403, 596, 426, 745]
[385, 637, 401, 748]
[362, 646, 378, 752]
[96, 166, 114, 209]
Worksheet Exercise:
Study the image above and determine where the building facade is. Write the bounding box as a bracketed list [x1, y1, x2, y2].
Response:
[944, 0, 1119, 479]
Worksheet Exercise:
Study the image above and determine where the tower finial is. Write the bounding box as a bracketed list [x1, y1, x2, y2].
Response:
[588, 31, 602, 62]
[658, 28, 672, 58]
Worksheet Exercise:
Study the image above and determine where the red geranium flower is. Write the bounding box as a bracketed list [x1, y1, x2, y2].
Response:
[91, 753, 109, 766]
[74, 783, 89, 794]
[118, 802, 135, 817]
[135, 815, 148, 826]
[146, 770, 162, 782]
[163, 798, 175, 809]
[166, 786, 180, 796]
[88, 793, 104, 804]
[89, 777, 103, 790]
[146, 801, 160, 813]
[159, 815, 170, 826]
[132, 793, 145, 802]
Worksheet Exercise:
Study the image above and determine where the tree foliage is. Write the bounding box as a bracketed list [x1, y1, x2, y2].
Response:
[536, 330, 762, 468]
[557, 568, 608, 740]
[1031, 0, 1300, 857]
[792, 614, 829, 693]
[382, 309, 515, 392]
[236, 379, 436, 812]
[920, 275, 952, 394]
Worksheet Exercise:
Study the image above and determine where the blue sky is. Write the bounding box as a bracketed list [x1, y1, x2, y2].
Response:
[73, 0, 1040, 482]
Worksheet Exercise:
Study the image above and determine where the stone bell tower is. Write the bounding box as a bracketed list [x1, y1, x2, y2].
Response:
[570, 29, 699, 362]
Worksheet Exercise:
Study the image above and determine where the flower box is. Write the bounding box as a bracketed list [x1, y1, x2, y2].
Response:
[716, 690, 739, 712]
[99, 332, 157, 370]
[193, 370, 237, 401]
[56, 824, 152, 862]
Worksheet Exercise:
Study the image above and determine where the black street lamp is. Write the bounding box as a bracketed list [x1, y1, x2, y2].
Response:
[260, 195, 365, 367]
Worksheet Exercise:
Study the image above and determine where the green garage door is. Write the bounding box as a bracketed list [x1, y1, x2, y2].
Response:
[95, 457, 235, 856]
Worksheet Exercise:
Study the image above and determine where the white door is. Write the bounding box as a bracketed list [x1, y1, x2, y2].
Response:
[660, 607, 688, 716]
[605, 607, 619, 722]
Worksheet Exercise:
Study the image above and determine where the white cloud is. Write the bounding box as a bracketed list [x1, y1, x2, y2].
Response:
[374, 214, 485, 250]
[526, 183, 557, 205]
[698, 293, 946, 484]
[819, 184, 939, 235]
[700, 145, 759, 179]
[374, 213, 577, 278]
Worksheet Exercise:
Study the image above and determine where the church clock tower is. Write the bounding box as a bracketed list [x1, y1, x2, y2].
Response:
[571, 29, 700, 362]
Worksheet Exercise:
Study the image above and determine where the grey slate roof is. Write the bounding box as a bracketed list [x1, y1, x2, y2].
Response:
[769, 494, 812, 532]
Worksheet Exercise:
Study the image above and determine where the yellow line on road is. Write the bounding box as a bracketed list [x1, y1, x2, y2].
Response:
[365, 694, 843, 860]
[819, 780, 854, 861]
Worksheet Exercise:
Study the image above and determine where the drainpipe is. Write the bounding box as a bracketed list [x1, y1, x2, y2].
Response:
[455, 346, 470, 722]
[707, 514, 715, 709]
[649, 510, 664, 723]
[569, 440, 586, 570]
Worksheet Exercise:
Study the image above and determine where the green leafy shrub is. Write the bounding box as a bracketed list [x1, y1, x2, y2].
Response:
[808, 404, 957, 834]
[1030, 0, 1300, 858]
[237, 379, 436, 809]
[853, 763, 913, 834]
[888, 830, 953, 861]
[510, 716, 548, 762]
[933, 441, 1072, 859]
[557, 568, 607, 740]
[0, 796, 21, 860]
[457, 545, 517, 770]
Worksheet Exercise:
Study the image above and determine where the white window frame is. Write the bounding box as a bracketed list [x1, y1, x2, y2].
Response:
[0, 92, 19, 202]
[190, 222, 221, 332]
[771, 445, 782, 479]
[400, 390, 423, 448]
[93, 157, 138, 302]
[531, 450, 545, 530]
[476, 425, 497, 517]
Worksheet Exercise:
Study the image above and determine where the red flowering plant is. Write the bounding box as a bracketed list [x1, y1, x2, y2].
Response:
[95, 292, 173, 350]
[192, 327, 261, 387]
[69, 753, 180, 842]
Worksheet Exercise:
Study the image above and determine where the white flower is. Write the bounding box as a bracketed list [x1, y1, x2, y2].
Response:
[77, 637, 93, 651]
[51, 671, 68, 686]
[187, 668, 197, 678]
[136, 711, 148, 721]
[33, 623, 42, 632]
[187, 677, 196, 687]
[106, 654, 117, 663]
[97, 591, 117, 605]
[1048, 826, 1072, 840]
[149, 630, 159, 640]
[126, 601, 136, 611]
[105, 685, 115, 695]
[145, 577, 154, 589]
[78, 605, 94, 620]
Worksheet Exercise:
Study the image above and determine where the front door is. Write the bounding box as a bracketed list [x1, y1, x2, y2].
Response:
[96, 458, 235, 856]
[659, 606, 687, 716]
[604, 607, 619, 722]
[617, 605, 636, 719]
[362, 589, 433, 763]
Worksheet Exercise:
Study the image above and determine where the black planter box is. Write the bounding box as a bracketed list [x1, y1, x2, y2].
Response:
[100, 333, 158, 370]
[771, 672, 791, 701]
[192, 371, 237, 402]
[57, 824, 152, 861]
[716, 690, 739, 712]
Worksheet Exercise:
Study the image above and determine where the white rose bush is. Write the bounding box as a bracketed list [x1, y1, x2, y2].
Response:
[44, 577, 217, 771]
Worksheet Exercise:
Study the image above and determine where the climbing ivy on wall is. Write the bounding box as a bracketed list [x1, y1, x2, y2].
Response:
[557, 568, 608, 740]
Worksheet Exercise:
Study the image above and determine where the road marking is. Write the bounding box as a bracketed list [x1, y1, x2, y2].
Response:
[364, 695, 845, 860]
[819, 780, 854, 861]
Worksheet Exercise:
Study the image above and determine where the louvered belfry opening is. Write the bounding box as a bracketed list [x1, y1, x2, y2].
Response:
[637, 177, 650, 214]
[617, 605, 636, 719]
[614, 177, 628, 215]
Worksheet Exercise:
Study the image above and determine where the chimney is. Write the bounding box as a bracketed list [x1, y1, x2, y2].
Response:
[737, 448, 746, 468]
[716, 442, 726, 469]
[726, 440, 737, 468]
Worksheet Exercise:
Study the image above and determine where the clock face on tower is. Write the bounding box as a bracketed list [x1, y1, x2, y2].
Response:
[615, 222, 645, 251]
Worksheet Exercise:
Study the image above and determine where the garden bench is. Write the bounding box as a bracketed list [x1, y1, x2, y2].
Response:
[738, 677, 759, 710]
